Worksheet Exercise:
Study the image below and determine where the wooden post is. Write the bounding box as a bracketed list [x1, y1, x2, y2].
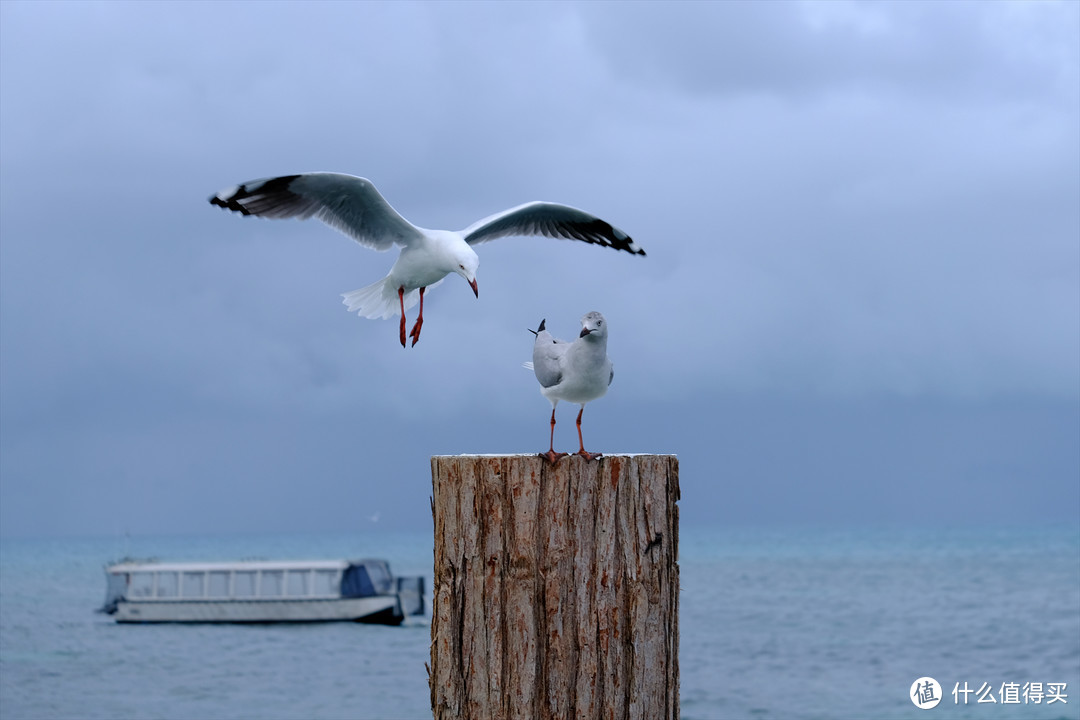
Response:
[430, 454, 679, 720]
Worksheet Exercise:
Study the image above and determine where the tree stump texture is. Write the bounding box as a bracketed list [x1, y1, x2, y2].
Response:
[430, 454, 679, 720]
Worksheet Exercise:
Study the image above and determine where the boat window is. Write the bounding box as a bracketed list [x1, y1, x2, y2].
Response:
[182, 572, 205, 598]
[156, 572, 178, 598]
[342, 565, 380, 598]
[365, 562, 393, 593]
[313, 570, 338, 596]
[130, 572, 154, 598]
[286, 570, 309, 597]
[208, 571, 230, 597]
[261, 570, 283, 597]
[234, 571, 256, 598]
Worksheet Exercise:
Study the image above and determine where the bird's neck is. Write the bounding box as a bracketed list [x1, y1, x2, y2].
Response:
[578, 336, 607, 357]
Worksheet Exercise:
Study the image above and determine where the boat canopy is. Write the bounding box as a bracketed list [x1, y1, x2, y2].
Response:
[106, 559, 354, 574]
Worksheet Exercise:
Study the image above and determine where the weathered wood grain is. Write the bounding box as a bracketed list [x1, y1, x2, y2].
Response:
[430, 454, 679, 720]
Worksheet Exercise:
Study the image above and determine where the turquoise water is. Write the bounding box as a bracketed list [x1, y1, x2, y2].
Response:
[2, 525, 1077, 720]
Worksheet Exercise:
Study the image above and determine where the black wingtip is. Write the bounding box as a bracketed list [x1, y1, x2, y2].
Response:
[620, 233, 646, 257]
[209, 188, 251, 215]
[208, 175, 303, 215]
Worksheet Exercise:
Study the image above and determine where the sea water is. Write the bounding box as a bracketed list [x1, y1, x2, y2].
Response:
[1, 525, 1077, 720]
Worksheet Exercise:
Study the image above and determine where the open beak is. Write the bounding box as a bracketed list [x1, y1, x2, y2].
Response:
[469, 278, 479, 298]
[579, 327, 592, 338]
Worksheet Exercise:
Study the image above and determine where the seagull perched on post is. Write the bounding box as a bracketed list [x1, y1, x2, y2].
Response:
[525, 312, 613, 463]
[209, 173, 645, 347]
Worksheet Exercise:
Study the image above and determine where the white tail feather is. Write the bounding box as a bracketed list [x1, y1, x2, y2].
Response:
[341, 277, 446, 319]
[341, 277, 416, 319]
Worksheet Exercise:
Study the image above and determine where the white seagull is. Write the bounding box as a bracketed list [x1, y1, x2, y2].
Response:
[526, 312, 613, 463]
[209, 173, 645, 347]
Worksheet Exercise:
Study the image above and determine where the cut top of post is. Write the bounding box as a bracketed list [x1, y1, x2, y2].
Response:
[432, 453, 677, 458]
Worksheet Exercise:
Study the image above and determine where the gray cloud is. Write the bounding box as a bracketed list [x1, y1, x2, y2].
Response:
[581, 1, 1078, 103]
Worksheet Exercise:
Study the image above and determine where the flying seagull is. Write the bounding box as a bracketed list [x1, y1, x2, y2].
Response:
[525, 312, 613, 463]
[209, 173, 645, 347]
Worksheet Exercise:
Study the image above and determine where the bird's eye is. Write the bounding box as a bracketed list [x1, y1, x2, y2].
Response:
[459, 264, 465, 270]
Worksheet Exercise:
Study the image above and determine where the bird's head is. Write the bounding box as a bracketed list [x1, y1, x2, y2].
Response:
[579, 311, 607, 340]
[452, 246, 480, 298]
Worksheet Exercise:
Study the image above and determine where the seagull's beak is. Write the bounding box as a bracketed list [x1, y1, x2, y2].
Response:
[469, 278, 479, 298]
[579, 327, 592, 338]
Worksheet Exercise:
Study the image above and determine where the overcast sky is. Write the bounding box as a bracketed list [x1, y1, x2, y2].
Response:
[1, 1, 1077, 539]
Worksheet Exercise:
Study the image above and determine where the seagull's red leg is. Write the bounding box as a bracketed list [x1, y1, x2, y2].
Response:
[576, 406, 602, 461]
[398, 287, 407, 348]
[550, 407, 558, 454]
[409, 287, 426, 347]
[540, 406, 567, 464]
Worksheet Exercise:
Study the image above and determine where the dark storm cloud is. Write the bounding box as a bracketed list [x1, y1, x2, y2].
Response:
[0, 1, 1076, 537]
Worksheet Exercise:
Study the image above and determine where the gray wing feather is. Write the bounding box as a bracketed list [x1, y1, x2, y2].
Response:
[532, 329, 568, 389]
[210, 173, 423, 250]
[463, 202, 645, 256]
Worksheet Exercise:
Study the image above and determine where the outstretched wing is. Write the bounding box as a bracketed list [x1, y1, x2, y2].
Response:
[462, 202, 645, 256]
[210, 173, 423, 250]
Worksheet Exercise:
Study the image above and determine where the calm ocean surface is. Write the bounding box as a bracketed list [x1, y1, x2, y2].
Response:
[1, 525, 1077, 720]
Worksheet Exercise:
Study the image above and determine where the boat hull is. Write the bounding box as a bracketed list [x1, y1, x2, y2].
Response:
[114, 596, 404, 625]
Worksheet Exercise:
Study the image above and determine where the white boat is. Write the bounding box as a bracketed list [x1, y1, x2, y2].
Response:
[100, 558, 424, 625]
